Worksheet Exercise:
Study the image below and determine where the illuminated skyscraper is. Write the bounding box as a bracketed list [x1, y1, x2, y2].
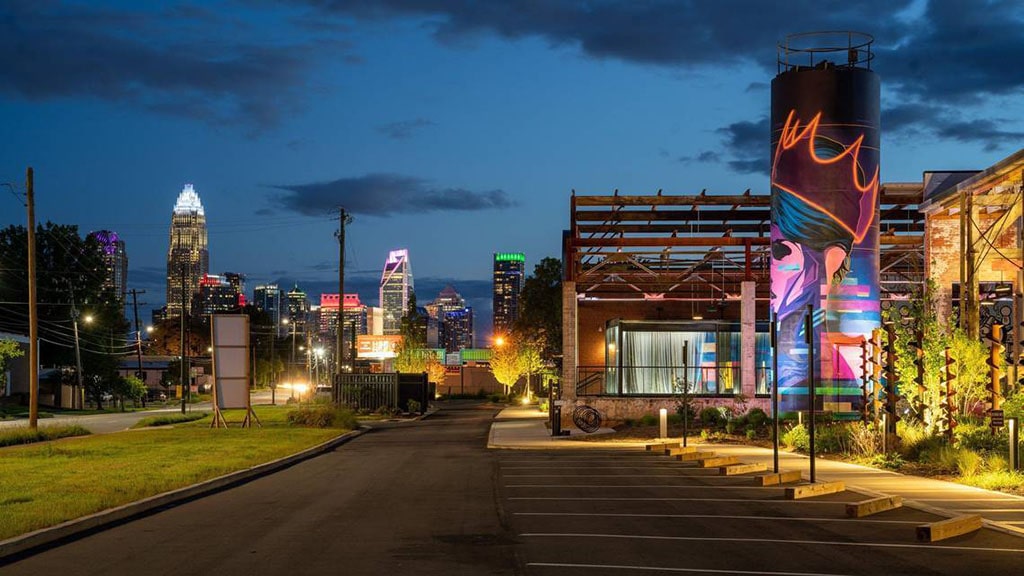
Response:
[253, 284, 282, 332]
[166, 184, 208, 318]
[88, 230, 128, 304]
[492, 252, 525, 337]
[379, 249, 414, 335]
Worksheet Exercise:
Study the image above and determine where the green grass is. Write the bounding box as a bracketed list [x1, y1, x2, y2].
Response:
[131, 412, 209, 428]
[960, 470, 1024, 492]
[0, 424, 91, 447]
[0, 405, 349, 540]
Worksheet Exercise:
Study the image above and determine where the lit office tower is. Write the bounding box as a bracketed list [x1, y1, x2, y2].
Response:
[166, 184, 209, 318]
[286, 284, 309, 329]
[380, 249, 414, 335]
[253, 284, 282, 332]
[88, 230, 128, 304]
[492, 252, 525, 337]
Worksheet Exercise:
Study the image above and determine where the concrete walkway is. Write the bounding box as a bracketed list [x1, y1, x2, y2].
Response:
[488, 409, 1024, 537]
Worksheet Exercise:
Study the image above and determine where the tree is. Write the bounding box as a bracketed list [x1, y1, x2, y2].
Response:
[490, 341, 522, 396]
[425, 357, 447, 385]
[394, 293, 432, 374]
[112, 375, 147, 410]
[0, 338, 25, 390]
[514, 257, 562, 366]
[519, 337, 544, 400]
[0, 223, 109, 368]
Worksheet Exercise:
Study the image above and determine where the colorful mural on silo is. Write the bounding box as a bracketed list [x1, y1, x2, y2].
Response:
[770, 33, 881, 413]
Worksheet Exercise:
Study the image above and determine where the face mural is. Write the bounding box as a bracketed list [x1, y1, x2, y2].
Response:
[770, 109, 880, 412]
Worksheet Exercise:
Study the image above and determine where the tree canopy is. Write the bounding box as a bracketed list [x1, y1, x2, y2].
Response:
[513, 257, 562, 365]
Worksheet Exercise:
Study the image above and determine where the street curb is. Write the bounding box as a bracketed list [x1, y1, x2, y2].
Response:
[0, 427, 367, 562]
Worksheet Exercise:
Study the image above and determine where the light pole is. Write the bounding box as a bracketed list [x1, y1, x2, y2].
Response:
[72, 310, 93, 408]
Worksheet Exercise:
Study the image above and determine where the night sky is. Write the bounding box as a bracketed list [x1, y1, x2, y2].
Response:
[2, 1, 1022, 340]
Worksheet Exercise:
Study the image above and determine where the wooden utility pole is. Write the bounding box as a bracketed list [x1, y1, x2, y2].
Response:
[130, 289, 146, 387]
[335, 208, 351, 376]
[27, 168, 38, 429]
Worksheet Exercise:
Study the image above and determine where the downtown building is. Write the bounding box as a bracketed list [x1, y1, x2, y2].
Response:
[253, 283, 283, 333]
[193, 274, 244, 316]
[492, 252, 525, 337]
[425, 285, 474, 352]
[380, 249, 414, 335]
[88, 230, 128, 306]
[166, 184, 209, 319]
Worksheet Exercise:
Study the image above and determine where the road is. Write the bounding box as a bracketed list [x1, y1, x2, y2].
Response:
[2, 401, 519, 575]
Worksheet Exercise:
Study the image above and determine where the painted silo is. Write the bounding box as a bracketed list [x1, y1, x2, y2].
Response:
[770, 32, 881, 414]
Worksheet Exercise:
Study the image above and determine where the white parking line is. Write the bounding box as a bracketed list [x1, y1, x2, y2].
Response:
[527, 562, 853, 576]
[509, 497, 837, 504]
[505, 484, 784, 490]
[515, 512, 919, 524]
[501, 466, 706, 470]
[503, 474, 740, 478]
[519, 533, 1024, 554]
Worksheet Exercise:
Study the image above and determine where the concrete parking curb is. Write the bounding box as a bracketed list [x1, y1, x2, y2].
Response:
[0, 427, 367, 562]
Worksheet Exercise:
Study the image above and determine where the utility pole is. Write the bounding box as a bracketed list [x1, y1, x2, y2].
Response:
[130, 289, 146, 393]
[26, 168, 38, 429]
[71, 297, 84, 409]
[335, 208, 351, 376]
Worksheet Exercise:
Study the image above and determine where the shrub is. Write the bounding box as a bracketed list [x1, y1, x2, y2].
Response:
[132, 412, 207, 428]
[848, 422, 881, 457]
[0, 424, 91, 447]
[700, 407, 723, 428]
[725, 421, 737, 435]
[406, 399, 422, 414]
[782, 424, 809, 451]
[745, 428, 757, 440]
[640, 414, 658, 427]
[487, 393, 503, 403]
[675, 402, 697, 420]
[287, 405, 359, 429]
[815, 424, 851, 453]
[867, 452, 905, 470]
[987, 453, 1009, 473]
[956, 422, 1006, 453]
[746, 408, 769, 430]
[955, 449, 984, 477]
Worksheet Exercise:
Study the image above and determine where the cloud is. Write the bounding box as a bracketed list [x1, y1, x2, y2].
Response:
[270, 173, 516, 217]
[285, 0, 1024, 148]
[935, 119, 1024, 152]
[377, 118, 436, 139]
[717, 117, 769, 176]
[678, 150, 721, 164]
[0, 2, 346, 130]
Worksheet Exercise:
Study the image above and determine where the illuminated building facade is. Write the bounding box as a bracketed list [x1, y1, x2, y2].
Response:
[380, 249, 414, 335]
[492, 252, 524, 337]
[88, 230, 128, 305]
[253, 284, 282, 332]
[441, 307, 474, 352]
[166, 184, 209, 318]
[194, 274, 243, 316]
[286, 284, 309, 331]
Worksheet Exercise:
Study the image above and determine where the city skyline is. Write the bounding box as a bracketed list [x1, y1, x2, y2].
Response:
[2, 2, 1023, 343]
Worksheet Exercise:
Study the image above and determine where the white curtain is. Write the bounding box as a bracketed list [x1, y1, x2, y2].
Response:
[621, 331, 707, 394]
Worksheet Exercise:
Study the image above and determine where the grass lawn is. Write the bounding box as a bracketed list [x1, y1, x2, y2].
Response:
[0, 405, 348, 541]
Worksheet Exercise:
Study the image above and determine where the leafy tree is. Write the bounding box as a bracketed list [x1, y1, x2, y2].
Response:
[425, 357, 447, 385]
[0, 338, 25, 390]
[0, 223, 109, 367]
[519, 337, 544, 399]
[514, 257, 562, 366]
[112, 375, 147, 410]
[394, 293, 434, 374]
[490, 341, 523, 395]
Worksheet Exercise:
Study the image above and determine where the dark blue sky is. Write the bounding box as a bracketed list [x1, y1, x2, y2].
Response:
[2, 1, 1023, 340]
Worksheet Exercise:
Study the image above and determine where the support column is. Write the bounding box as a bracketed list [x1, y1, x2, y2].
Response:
[741, 280, 756, 399]
[561, 281, 578, 425]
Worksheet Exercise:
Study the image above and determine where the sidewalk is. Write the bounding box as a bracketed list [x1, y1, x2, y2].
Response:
[488, 411, 1024, 537]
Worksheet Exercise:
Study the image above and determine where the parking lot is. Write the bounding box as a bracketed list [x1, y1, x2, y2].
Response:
[496, 447, 1024, 575]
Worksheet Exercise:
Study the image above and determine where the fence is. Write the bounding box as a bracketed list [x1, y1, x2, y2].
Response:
[333, 372, 433, 413]
[577, 364, 773, 397]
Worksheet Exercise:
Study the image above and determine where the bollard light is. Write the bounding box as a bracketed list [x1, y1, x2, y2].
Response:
[659, 408, 668, 440]
[1009, 417, 1019, 471]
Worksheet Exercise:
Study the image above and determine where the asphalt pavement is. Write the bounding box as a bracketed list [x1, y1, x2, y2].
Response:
[2, 400, 517, 576]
